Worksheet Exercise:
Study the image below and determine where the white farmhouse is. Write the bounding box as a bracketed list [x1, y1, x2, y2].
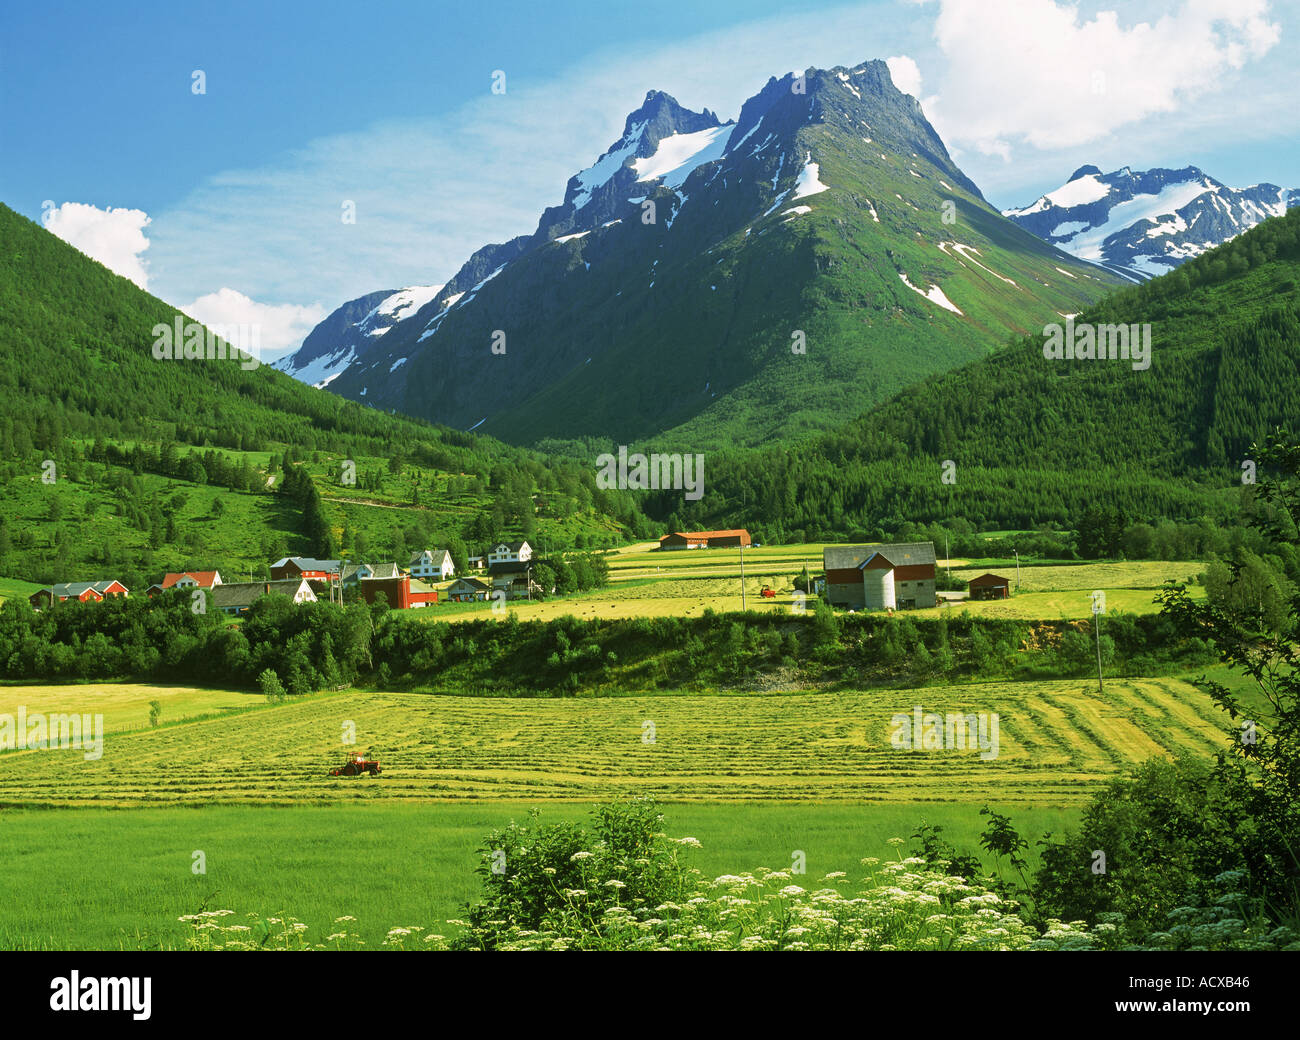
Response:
[410, 548, 455, 581]
[487, 541, 532, 567]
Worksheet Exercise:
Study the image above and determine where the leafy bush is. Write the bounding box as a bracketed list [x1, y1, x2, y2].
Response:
[451, 800, 693, 950]
[257, 668, 286, 701]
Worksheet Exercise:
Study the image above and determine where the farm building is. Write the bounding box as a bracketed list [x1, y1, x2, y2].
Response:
[489, 562, 542, 600]
[467, 555, 486, 570]
[487, 541, 532, 566]
[29, 580, 130, 610]
[355, 575, 412, 610]
[968, 573, 1011, 600]
[270, 557, 342, 582]
[823, 542, 937, 610]
[446, 577, 491, 602]
[211, 579, 317, 617]
[657, 529, 752, 550]
[146, 571, 223, 596]
[340, 562, 400, 587]
[410, 548, 455, 581]
[408, 578, 439, 608]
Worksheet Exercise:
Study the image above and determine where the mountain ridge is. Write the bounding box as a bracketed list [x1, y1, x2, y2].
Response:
[278, 59, 1122, 449]
[1004, 163, 1298, 281]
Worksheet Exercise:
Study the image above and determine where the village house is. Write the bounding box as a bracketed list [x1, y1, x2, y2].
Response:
[466, 554, 486, 570]
[270, 557, 342, 582]
[487, 541, 532, 566]
[340, 562, 400, 587]
[29, 580, 129, 610]
[657, 529, 751, 550]
[210, 579, 317, 617]
[146, 570, 223, 597]
[489, 561, 541, 600]
[409, 548, 455, 581]
[967, 573, 1012, 600]
[823, 542, 937, 610]
[445, 576, 491, 602]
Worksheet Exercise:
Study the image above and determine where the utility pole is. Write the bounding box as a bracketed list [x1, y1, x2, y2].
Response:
[1014, 549, 1020, 592]
[740, 542, 746, 611]
[945, 536, 951, 582]
[1092, 606, 1105, 696]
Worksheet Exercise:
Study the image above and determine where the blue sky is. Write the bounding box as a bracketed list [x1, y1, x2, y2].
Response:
[2, 0, 1296, 358]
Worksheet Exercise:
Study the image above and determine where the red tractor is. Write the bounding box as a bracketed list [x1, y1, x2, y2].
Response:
[760, 587, 776, 599]
[330, 751, 381, 777]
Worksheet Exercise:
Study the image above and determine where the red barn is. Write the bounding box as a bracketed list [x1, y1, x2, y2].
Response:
[357, 575, 412, 609]
[657, 529, 752, 550]
[408, 578, 439, 608]
[968, 573, 1011, 600]
[270, 557, 342, 582]
[823, 543, 937, 610]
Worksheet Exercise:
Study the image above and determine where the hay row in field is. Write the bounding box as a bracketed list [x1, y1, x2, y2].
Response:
[0, 679, 1228, 808]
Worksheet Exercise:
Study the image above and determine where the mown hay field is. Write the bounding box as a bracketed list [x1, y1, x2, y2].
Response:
[950, 560, 1202, 593]
[0, 683, 261, 732]
[0, 678, 1228, 808]
[426, 560, 1202, 624]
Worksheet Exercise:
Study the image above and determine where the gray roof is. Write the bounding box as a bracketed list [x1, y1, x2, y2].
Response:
[46, 580, 127, 598]
[211, 580, 313, 610]
[410, 548, 451, 564]
[448, 577, 490, 591]
[343, 561, 399, 581]
[271, 557, 341, 572]
[823, 542, 936, 570]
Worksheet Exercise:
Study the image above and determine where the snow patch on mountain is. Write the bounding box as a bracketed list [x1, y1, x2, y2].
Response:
[633, 124, 734, 189]
[939, 242, 1018, 286]
[571, 120, 648, 211]
[793, 154, 829, 199]
[285, 348, 357, 388]
[899, 273, 963, 315]
[1063, 180, 1214, 262]
[369, 284, 444, 326]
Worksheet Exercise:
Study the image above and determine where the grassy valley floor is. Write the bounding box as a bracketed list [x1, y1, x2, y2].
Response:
[0, 801, 1081, 950]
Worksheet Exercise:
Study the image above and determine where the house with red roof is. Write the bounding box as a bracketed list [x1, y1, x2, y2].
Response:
[146, 570, 223, 597]
[657, 529, 751, 550]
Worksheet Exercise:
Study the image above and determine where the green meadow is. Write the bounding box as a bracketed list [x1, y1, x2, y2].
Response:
[0, 801, 1080, 950]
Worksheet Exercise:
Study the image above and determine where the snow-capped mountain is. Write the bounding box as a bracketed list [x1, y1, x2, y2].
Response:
[277, 60, 1122, 449]
[1004, 165, 1297, 282]
[273, 284, 442, 387]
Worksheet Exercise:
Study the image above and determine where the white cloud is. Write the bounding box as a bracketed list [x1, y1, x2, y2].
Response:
[915, 0, 1281, 158]
[885, 55, 923, 97]
[43, 202, 152, 290]
[181, 288, 328, 363]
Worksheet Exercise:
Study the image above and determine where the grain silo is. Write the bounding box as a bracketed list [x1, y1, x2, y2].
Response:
[862, 553, 896, 610]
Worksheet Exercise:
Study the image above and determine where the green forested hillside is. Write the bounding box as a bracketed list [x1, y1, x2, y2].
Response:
[662, 207, 1300, 539]
[0, 203, 652, 585]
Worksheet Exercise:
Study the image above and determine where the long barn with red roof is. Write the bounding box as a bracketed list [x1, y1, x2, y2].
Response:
[657, 529, 751, 550]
